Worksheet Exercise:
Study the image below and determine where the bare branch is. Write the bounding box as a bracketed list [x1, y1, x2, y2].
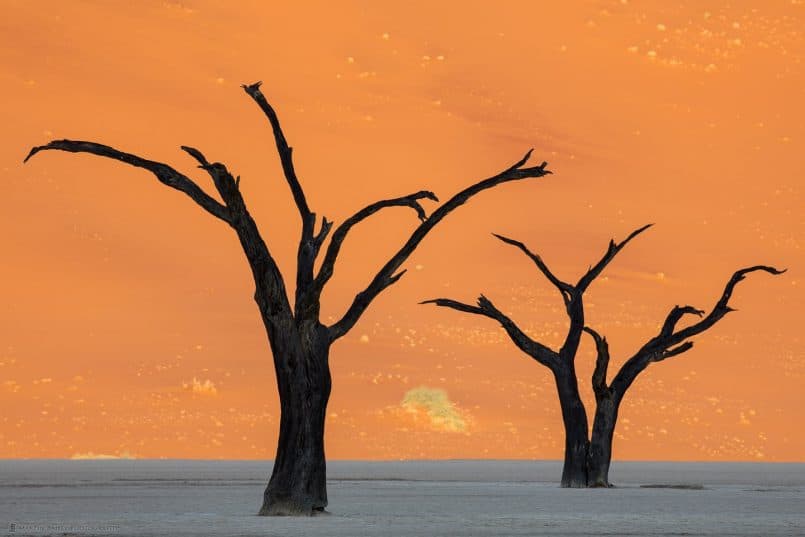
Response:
[485, 224, 649, 364]
[492, 233, 574, 305]
[25, 139, 292, 320]
[328, 150, 551, 341]
[313, 191, 439, 294]
[180, 146, 243, 211]
[179, 145, 211, 167]
[420, 297, 485, 315]
[422, 294, 557, 368]
[384, 269, 408, 290]
[242, 81, 312, 229]
[24, 140, 231, 223]
[659, 305, 704, 338]
[242, 82, 325, 317]
[668, 265, 785, 345]
[290, 216, 333, 318]
[610, 264, 784, 396]
[656, 341, 694, 362]
[502, 148, 534, 173]
[313, 217, 333, 251]
[577, 224, 653, 292]
[583, 327, 610, 399]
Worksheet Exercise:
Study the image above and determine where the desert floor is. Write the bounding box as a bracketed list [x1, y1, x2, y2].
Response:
[2, 460, 804, 536]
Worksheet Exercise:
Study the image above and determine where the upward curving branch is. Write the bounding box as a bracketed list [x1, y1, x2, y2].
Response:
[577, 223, 653, 292]
[669, 266, 786, 345]
[24, 140, 231, 223]
[659, 305, 704, 338]
[327, 150, 551, 341]
[553, 224, 650, 361]
[312, 190, 439, 295]
[610, 265, 785, 396]
[421, 295, 557, 368]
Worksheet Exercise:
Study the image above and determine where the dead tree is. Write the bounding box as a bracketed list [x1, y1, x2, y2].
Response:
[24, 82, 551, 514]
[423, 225, 783, 487]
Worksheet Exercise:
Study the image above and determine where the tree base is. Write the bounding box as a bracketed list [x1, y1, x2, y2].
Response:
[588, 481, 614, 488]
[560, 471, 589, 488]
[561, 481, 614, 489]
[258, 501, 329, 517]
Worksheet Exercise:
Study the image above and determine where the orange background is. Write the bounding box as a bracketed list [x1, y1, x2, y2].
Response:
[1, 1, 802, 461]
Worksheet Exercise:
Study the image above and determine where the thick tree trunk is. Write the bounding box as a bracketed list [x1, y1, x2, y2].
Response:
[553, 368, 590, 488]
[587, 394, 619, 487]
[258, 318, 332, 516]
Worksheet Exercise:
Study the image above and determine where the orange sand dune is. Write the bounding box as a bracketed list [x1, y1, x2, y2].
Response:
[0, 1, 802, 461]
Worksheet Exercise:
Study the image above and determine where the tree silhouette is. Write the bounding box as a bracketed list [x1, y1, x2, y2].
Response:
[423, 225, 783, 487]
[24, 81, 551, 514]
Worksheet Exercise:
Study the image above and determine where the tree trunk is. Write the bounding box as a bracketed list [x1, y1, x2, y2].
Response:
[587, 394, 619, 487]
[258, 318, 332, 516]
[553, 368, 590, 488]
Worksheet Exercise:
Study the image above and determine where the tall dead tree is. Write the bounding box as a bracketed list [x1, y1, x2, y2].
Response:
[424, 225, 782, 487]
[24, 82, 551, 514]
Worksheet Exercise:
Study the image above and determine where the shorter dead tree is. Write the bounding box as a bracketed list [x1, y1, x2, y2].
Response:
[423, 225, 783, 487]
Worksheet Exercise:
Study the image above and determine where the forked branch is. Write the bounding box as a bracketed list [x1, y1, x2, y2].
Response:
[313, 217, 333, 253]
[328, 150, 551, 341]
[664, 266, 785, 346]
[557, 224, 650, 360]
[180, 145, 244, 212]
[485, 224, 651, 363]
[656, 341, 694, 362]
[610, 265, 785, 395]
[659, 305, 704, 338]
[243, 81, 342, 314]
[313, 190, 439, 293]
